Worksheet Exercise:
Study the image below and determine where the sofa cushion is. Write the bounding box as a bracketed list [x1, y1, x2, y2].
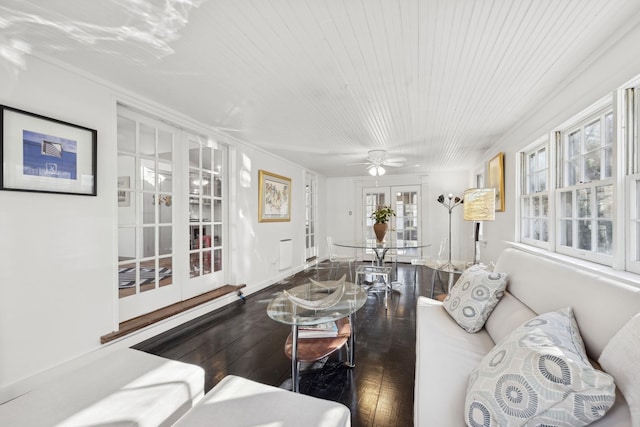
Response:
[465, 307, 616, 426]
[484, 291, 536, 344]
[415, 297, 496, 427]
[598, 313, 640, 426]
[442, 264, 508, 333]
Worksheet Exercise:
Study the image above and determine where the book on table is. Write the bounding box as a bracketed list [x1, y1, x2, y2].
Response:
[298, 321, 339, 338]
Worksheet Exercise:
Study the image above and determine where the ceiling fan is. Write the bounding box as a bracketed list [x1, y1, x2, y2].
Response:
[348, 149, 406, 176]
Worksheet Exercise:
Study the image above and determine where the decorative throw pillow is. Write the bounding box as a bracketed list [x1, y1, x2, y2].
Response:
[465, 307, 616, 427]
[598, 313, 640, 426]
[442, 264, 508, 333]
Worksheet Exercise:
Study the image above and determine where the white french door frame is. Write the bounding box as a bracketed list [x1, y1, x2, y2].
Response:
[117, 107, 181, 322]
[304, 172, 318, 261]
[117, 106, 229, 322]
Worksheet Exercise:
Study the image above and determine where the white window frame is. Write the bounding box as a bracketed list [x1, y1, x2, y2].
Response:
[519, 138, 551, 250]
[555, 105, 615, 265]
[626, 83, 640, 273]
[627, 173, 640, 273]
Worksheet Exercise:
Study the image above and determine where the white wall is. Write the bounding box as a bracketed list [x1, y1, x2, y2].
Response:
[325, 171, 474, 262]
[0, 57, 118, 389]
[0, 56, 314, 394]
[424, 170, 475, 262]
[230, 145, 310, 291]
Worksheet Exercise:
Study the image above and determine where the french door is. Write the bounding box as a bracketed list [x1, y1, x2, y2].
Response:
[185, 133, 227, 299]
[117, 106, 227, 321]
[362, 185, 421, 262]
[117, 108, 180, 321]
[305, 172, 318, 261]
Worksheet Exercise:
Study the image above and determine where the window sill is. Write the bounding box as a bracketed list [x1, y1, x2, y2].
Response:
[506, 242, 640, 289]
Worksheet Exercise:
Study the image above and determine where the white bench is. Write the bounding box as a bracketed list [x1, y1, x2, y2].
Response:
[0, 348, 351, 426]
[0, 348, 204, 426]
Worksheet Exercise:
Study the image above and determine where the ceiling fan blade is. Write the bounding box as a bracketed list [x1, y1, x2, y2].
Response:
[383, 162, 404, 167]
[385, 157, 407, 163]
[346, 161, 372, 166]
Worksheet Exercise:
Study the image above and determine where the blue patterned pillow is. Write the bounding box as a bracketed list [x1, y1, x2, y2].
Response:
[465, 307, 615, 426]
[442, 264, 508, 333]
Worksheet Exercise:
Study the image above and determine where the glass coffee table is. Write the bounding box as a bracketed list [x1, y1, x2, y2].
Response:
[267, 281, 367, 392]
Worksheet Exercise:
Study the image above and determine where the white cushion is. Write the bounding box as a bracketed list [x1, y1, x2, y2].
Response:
[414, 297, 496, 427]
[174, 375, 351, 427]
[493, 248, 640, 360]
[465, 307, 616, 426]
[442, 265, 508, 333]
[0, 348, 204, 427]
[599, 313, 640, 427]
[485, 291, 536, 344]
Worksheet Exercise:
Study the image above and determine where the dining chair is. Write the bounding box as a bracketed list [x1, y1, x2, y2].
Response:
[326, 236, 355, 281]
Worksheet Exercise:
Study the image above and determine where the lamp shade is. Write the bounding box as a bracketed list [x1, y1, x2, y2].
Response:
[463, 188, 496, 221]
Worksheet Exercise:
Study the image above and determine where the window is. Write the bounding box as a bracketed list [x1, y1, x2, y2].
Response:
[557, 110, 614, 262]
[521, 144, 549, 247]
[517, 76, 640, 276]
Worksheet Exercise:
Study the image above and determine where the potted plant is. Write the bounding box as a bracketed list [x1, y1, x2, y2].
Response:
[371, 205, 395, 243]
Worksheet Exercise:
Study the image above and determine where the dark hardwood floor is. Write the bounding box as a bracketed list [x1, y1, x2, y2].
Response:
[134, 262, 447, 427]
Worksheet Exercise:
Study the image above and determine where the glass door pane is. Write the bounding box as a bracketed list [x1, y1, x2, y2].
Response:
[392, 187, 420, 259]
[363, 187, 390, 259]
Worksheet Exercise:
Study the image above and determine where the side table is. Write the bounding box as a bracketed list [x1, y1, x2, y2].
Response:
[419, 260, 466, 298]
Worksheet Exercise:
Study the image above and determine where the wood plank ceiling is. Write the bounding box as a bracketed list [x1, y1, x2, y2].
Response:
[1, 0, 639, 176]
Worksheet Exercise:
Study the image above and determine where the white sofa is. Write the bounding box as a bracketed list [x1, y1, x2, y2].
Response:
[0, 348, 350, 426]
[415, 247, 640, 426]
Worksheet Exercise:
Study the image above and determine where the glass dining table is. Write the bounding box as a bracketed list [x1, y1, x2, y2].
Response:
[333, 240, 432, 266]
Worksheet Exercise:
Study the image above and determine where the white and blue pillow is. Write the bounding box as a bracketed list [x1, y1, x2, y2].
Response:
[442, 264, 508, 333]
[465, 307, 615, 426]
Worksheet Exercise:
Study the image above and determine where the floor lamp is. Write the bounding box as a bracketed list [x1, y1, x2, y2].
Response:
[463, 188, 495, 264]
[436, 193, 463, 271]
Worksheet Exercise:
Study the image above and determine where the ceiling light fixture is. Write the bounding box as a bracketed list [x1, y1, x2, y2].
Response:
[369, 165, 385, 176]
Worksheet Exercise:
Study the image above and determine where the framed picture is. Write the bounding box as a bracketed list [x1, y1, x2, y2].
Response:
[488, 152, 505, 212]
[258, 170, 291, 222]
[118, 176, 130, 207]
[0, 105, 97, 196]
